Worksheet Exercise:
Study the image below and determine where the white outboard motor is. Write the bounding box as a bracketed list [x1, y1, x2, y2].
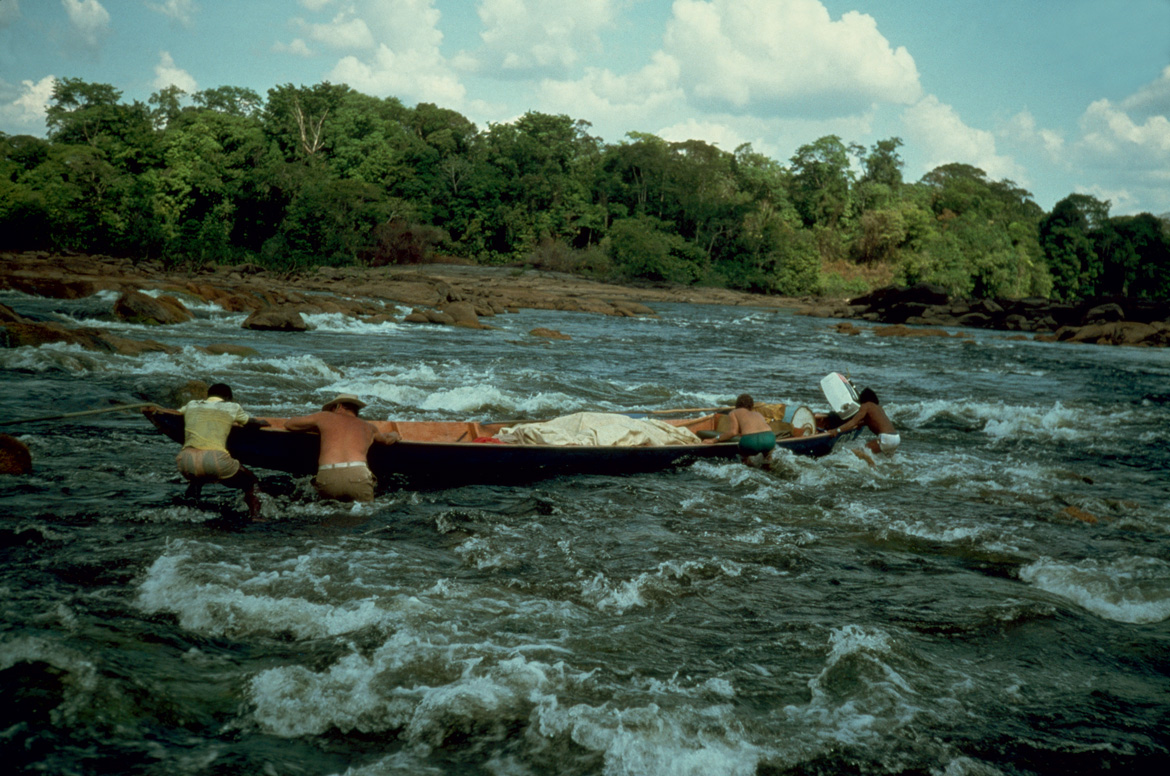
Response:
[820, 373, 860, 418]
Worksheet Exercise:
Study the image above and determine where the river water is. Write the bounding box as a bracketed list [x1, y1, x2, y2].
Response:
[2, 286, 1168, 775]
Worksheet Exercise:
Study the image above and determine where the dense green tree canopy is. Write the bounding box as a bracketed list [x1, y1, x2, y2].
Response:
[3, 77, 1169, 301]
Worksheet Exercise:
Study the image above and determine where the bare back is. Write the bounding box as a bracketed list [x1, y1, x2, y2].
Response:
[285, 411, 379, 466]
[728, 407, 772, 436]
[852, 403, 896, 435]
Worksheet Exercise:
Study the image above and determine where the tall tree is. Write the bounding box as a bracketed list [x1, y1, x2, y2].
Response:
[788, 135, 854, 231]
[1039, 194, 1109, 301]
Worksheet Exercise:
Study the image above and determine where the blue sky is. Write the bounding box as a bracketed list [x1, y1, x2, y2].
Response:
[2, 0, 1169, 216]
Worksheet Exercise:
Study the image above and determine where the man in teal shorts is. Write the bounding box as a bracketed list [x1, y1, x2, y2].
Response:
[702, 393, 776, 466]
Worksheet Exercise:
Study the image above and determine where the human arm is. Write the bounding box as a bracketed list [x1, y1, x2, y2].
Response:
[374, 430, 401, 445]
[829, 405, 868, 436]
[702, 410, 741, 444]
[284, 414, 321, 433]
[141, 404, 178, 416]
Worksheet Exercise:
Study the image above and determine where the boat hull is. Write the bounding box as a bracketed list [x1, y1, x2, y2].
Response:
[145, 412, 846, 486]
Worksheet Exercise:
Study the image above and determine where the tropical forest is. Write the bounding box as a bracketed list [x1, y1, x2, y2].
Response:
[3, 78, 1169, 303]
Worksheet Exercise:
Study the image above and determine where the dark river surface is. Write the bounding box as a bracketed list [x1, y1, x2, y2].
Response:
[2, 287, 1168, 775]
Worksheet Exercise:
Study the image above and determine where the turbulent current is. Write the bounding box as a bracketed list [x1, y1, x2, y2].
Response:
[2, 287, 1168, 775]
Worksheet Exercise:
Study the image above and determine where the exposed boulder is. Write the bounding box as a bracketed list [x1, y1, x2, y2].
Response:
[201, 343, 260, 357]
[1083, 302, 1125, 324]
[425, 309, 456, 325]
[1056, 321, 1166, 346]
[441, 301, 485, 329]
[3, 276, 99, 299]
[242, 308, 310, 332]
[530, 327, 571, 340]
[0, 434, 33, 475]
[112, 290, 193, 325]
[873, 324, 964, 338]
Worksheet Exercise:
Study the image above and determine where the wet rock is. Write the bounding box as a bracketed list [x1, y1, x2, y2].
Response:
[0, 434, 33, 475]
[112, 290, 193, 325]
[611, 300, 657, 317]
[1059, 321, 1163, 346]
[530, 327, 571, 340]
[1061, 506, 1099, 524]
[442, 301, 484, 328]
[425, 309, 456, 325]
[201, 343, 260, 357]
[1084, 302, 1125, 323]
[242, 308, 309, 332]
[873, 324, 960, 338]
[2, 276, 99, 299]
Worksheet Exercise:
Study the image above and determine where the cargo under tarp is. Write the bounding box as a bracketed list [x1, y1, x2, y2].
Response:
[496, 412, 701, 447]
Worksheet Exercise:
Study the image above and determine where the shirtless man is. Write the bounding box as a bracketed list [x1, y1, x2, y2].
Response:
[144, 382, 268, 519]
[284, 394, 400, 502]
[828, 387, 899, 465]
[702, 393, 776, 465]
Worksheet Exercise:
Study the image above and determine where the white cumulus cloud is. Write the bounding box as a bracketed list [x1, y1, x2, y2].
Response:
[146, 0, 197, 26]
[0, 75, 57, 134]
[153, 51, 198, 93]
[300, 0, 466, 106]
[475, 0, 616, 75]
[1079, 98, 1170, 162]
[62, 0, 111, 49]
[538, 52, 685, 132]
[331, 43, 465, 105]
[1000, 110, 1065, 160]
[1120, 64, 1170, 121]
[901, 95, 1023, 182]
[295, 13, 374, 50]
[664, 0, 921, 116]
[273, 37, 315, 57]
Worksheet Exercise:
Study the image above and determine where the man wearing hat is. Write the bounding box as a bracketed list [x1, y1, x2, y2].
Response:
[284, 394, 400, 502]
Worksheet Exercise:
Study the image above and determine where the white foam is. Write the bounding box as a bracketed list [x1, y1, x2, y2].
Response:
[533, 696, 761, 776]
[300, 312, 405, 334]
[579, 559, 744, 614]
[134, 541, 395, 639]
[783, 624, 922, 746]
[1019, 555, 1170, 624]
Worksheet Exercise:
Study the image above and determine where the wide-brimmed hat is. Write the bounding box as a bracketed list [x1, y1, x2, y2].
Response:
[322, 393, 367, 411]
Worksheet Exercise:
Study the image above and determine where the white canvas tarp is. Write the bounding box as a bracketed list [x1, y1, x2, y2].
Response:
[496, 412, 700, 447]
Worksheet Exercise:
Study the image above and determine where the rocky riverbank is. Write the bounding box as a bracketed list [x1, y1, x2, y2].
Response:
[802, 283, 1170, 348]
[0, 251, 798, 354]
[3, 253, 1167, 353]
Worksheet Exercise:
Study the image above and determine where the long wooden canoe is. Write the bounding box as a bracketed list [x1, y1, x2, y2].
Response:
[145, 411, 849, 486]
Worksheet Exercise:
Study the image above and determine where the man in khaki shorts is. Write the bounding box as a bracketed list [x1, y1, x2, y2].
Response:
[285, 394, 400, 502]
[145, 383, 267, 518]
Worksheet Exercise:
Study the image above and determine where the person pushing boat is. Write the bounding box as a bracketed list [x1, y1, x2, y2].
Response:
[285, 394, 400, 502]
[827, 387, 899, 465]
[702, 393, 776, 466]
[144, 383, 268, 519]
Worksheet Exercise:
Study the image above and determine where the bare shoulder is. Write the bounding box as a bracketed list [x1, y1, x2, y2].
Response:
[285, 412, 326, 431]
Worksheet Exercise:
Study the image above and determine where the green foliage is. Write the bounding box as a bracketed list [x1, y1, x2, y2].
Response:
[789, 135, 854, 230]
[605, 214, 702, 284]
[8, 77, 1169, 302]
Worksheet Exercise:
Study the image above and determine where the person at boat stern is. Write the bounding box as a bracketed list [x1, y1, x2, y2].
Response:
[285, 394, 401, 502]
[145, 382, 268, 519]
[827, 387, 899, 465]
[702, 394, 776, 466]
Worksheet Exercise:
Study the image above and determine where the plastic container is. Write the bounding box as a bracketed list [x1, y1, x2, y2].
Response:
[820, 373, 860, 418]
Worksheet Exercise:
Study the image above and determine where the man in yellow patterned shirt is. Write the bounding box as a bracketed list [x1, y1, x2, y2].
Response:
[146, 383, 267, 518]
